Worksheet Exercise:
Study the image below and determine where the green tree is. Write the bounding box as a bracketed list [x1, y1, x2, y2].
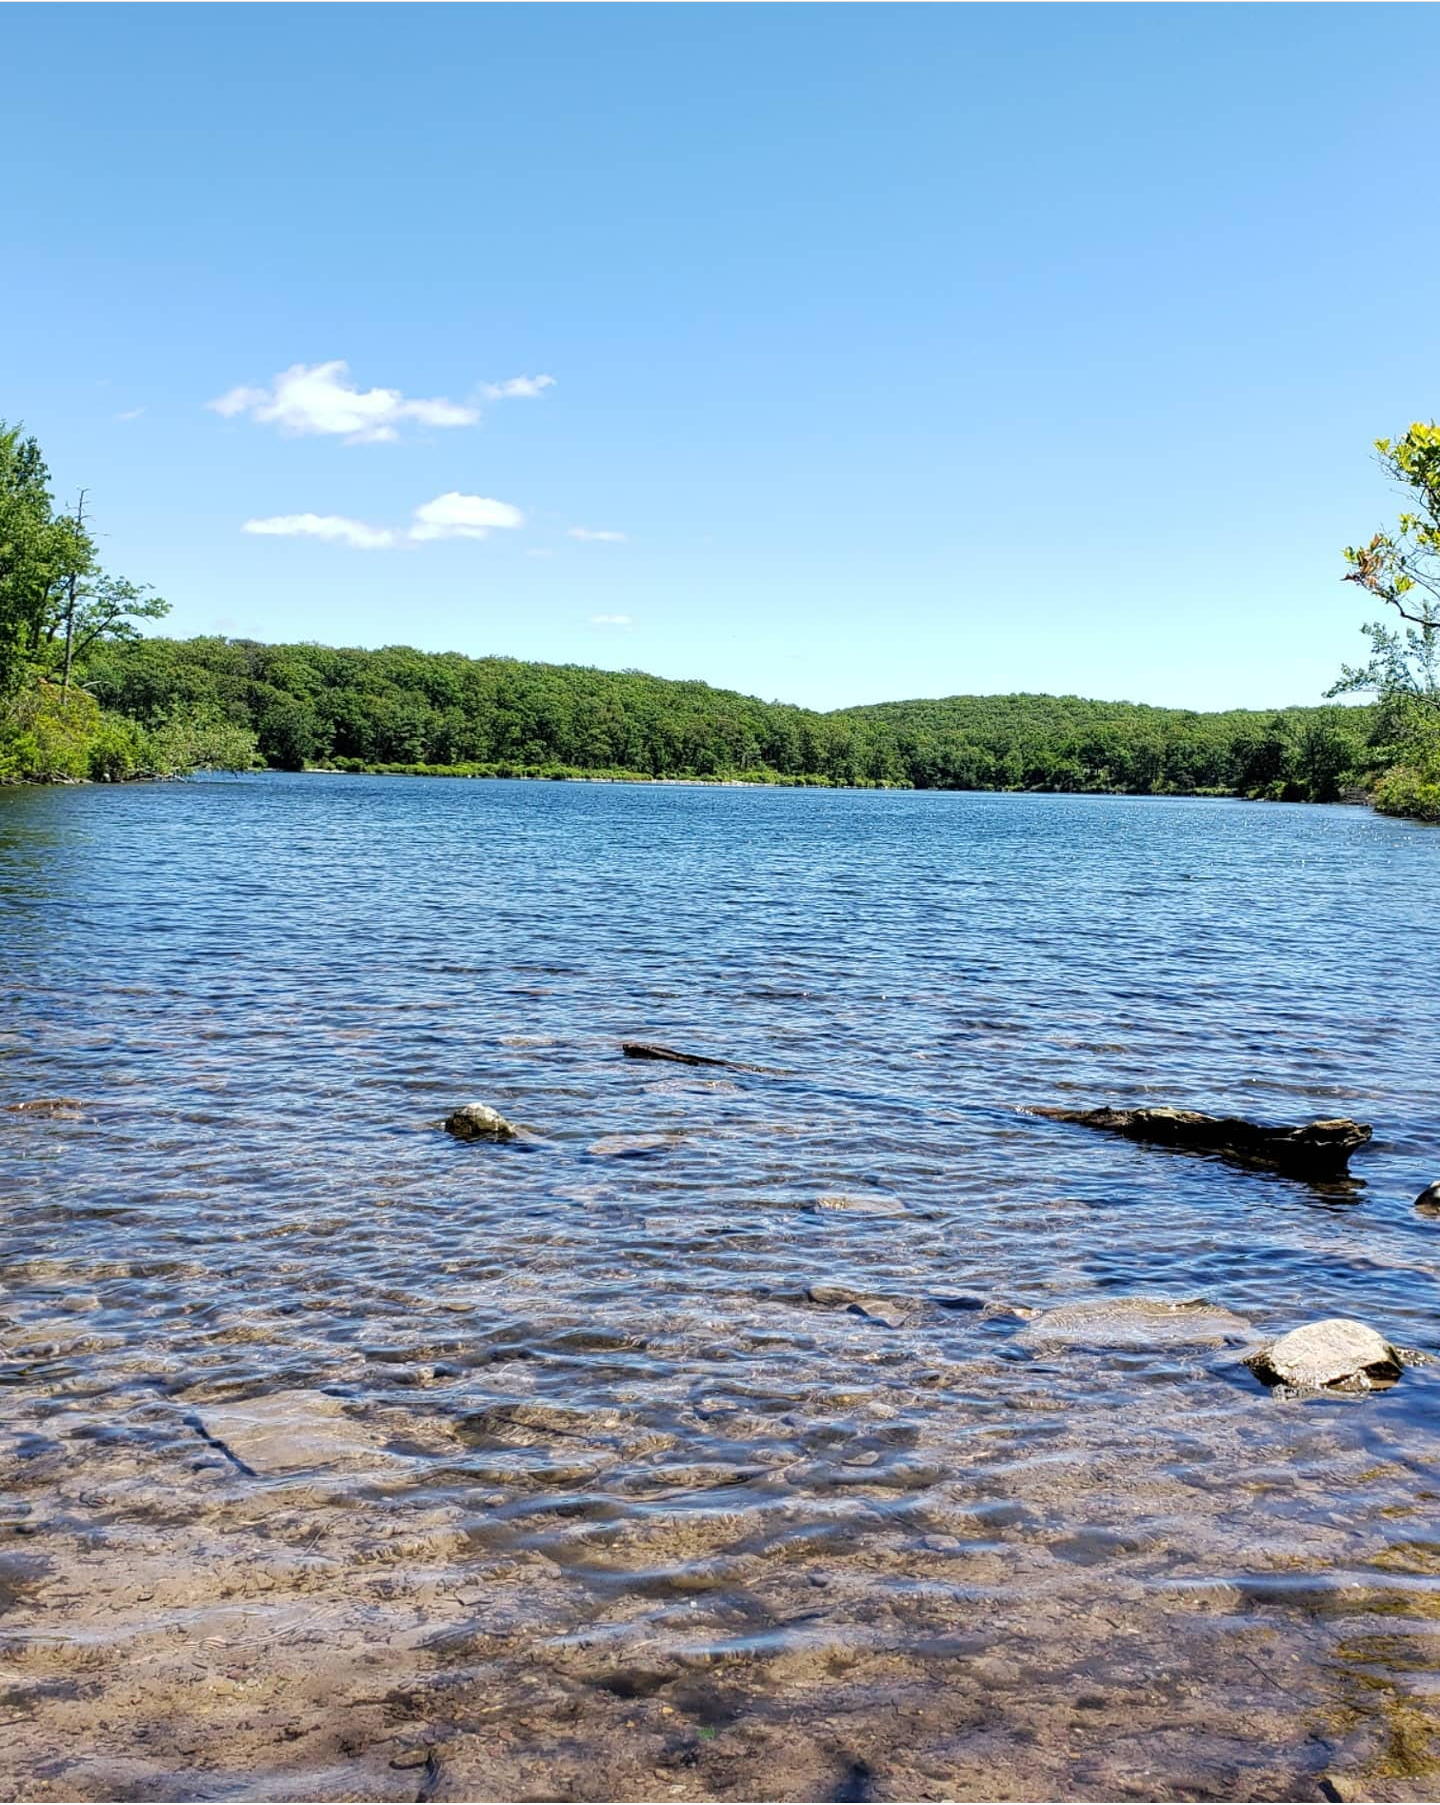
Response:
[0, 425, 91, 699]
[1333, 420, 1440, 819]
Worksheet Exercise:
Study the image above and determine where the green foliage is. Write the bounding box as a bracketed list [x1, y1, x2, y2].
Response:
[80, 634, 1373, 799]
[0, 677, 258, 787]
[835, 691, 1370, 800]
[145, 708, 259, 779]
[0, 681, 93, 781]
[0, 424, 91, 700]
[1334, 419, 1440, 820]
[1373, 762, 1440, 823]
[0, 418, 192, 783]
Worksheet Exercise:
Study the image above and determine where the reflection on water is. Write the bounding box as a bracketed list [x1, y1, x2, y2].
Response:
[2, 775, 1439, 1800]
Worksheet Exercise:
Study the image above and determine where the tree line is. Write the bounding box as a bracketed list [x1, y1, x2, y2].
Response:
[3, 411, 1434, 810]
[79, 631, 1378, 799]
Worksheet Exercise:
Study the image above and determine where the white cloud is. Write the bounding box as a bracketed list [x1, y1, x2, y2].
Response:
[526, 548, 555, 559]
[567, 526, 628, 543]
[243, 513, 397, 550]
[113, 407, 145, 422]
[480, 375, 556, 400]
[590, 613, 633, 628]
[241, 491, 526, 550]
[210, 360, 479, 444]
[408, 492, 525, 542]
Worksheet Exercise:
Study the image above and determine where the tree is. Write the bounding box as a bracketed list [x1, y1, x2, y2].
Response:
[0, 420, 168, 700]
[1332, 421, 1440, 711]
[0, 425, 90, 699]
[1332, 420, 1440, 820]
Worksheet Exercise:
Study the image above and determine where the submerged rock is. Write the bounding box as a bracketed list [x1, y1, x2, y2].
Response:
[1245, 1318, 1404, 1392]
[811, 1193, 909, 1217]
[5, 1098, 89, 1120]
[444, 1102, 518, 1142]
[1033, 1105, 1371, 1179]
[845, 1297, 915, 1329]
[1021, 1296, 1252, 1350]
[190, 1390, 401, 1477]
[1415, 1182, 1440, 1218]
[808, 1284, 863, 1307]
[586, 1132, 681, 1158]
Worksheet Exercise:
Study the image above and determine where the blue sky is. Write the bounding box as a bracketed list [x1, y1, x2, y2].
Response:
[3, 4, 1436, 713]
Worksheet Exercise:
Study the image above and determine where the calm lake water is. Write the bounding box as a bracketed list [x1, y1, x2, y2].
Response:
[2, 775, 1439, 1801]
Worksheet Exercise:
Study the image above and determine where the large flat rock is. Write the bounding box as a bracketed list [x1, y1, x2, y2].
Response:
[193, 1391, 401, 1477]
[1021, 1296, 1252, 1350]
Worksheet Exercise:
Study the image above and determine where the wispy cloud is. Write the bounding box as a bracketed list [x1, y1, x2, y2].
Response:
[567, 526, 628, 543]
[210, 360, 478, 444]
[589, 613, 633, 628]
[480, 375, 556, 400]
[113, 407, 145, 422]
[243, 512, 397, 550]
[242, 492, 525, 550]
[526, 548, 555, 559]
[209, 360, 556, 444]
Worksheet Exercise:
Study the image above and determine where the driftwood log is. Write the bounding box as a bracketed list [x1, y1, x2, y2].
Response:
[1033, 1105, 1371, 1179]
[620, 1041, 785, 1076]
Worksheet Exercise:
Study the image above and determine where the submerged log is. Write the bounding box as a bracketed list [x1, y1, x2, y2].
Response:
[622, 1041, 732, 1068]
[1033, 1105, 1371, 1179]
[620, 1041, 785, 1076]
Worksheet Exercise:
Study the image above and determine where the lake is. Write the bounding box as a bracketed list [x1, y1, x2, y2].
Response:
[2, 775, 1439, 1801]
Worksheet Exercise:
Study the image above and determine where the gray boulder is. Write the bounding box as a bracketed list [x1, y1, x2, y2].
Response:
[1246, 1318, 1404, 1392]
[444, 1102, 518, 1142]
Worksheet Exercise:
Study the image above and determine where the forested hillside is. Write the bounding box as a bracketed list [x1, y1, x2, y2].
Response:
[81, 634, 1376, 799]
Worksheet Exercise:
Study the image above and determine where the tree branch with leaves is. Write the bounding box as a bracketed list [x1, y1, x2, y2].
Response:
[1334, 419, 1440, 820]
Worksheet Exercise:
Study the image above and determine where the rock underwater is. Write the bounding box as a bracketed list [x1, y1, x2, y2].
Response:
[1033, 1105, 1371, 1179]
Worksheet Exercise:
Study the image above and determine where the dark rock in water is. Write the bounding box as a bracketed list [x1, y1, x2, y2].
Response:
[1033, 1105, 1370, 1178]
[1415, 1182, 1440, 1217]
[6, 1098, 89, 1120]
[621, 1040, 784, 1076]
[444, 1103, 518, 1142]
[1246, 1318, 1404, 1392]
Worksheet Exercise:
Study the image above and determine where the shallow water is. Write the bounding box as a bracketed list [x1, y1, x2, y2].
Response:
[2, 775, 1439, 1801]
